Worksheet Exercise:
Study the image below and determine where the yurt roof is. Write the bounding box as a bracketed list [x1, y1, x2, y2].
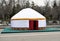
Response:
[11, 8, 46, 20]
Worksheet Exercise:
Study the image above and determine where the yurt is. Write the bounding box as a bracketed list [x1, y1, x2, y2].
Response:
[11, 8, 46, 30]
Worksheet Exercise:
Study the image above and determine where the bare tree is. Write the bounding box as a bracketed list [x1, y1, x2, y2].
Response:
[1, 0, 7, 21]
[43, 0, 52, 20]
[52, 0, 58, 20]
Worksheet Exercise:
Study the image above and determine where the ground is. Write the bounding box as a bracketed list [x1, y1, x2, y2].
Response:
[0, 25, 60, 41]
[0, 32, 60, 41]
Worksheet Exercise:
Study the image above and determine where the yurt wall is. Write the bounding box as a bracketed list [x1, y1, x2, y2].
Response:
[11, 20, 29, 28]
[38, 20, 46, 27]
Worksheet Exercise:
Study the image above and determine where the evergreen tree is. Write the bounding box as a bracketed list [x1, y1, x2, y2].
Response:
[31, 1, 35, 9]
[25, 1, 30, 8]
[10, 6, 16, 18]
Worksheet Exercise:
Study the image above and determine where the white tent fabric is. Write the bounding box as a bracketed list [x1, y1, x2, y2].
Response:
[11, 8, 45, 19]
[11, 8, 46, 28]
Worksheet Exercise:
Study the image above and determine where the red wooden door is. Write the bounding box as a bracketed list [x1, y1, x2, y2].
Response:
[29, 20, 34, 30]
[33, 20, 38, 30]
[29, 20, 38, 30]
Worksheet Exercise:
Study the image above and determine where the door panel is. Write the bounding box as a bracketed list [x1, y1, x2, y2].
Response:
[29, 20, 34, 30]
[35, 21, 38, 30]
[29, 20, 38, 30]
[33, 21, 38, 30]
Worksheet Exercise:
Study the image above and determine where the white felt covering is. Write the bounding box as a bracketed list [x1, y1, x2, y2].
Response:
[11, 8, 45, 19]
[38, 20, 46, 27]
[11, 20, 29, 28]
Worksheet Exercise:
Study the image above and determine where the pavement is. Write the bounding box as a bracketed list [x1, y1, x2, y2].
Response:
[0, 25, 10, 29]
[0, 29, 60, 41]
[47, 25, 60, 27]
[0, 29, 3, 34]
[0, 25, 60, 41]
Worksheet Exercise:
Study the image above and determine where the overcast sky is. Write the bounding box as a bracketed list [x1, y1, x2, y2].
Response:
[0, 0, 60, 6]
[30, 0, 46, 6]
[30, 0, 59, 6]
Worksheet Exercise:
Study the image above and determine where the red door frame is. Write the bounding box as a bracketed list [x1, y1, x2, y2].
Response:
[29, 20, 38, 30]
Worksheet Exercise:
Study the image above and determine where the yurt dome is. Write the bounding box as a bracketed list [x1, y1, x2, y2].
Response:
[11, 8, 45, 20]
[11, 8, 46, 30]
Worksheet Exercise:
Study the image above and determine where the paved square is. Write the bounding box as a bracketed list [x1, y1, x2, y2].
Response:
[0, 32, 60, 41]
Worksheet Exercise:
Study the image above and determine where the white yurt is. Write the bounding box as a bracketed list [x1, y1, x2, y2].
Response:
[11, 8, 46, 30]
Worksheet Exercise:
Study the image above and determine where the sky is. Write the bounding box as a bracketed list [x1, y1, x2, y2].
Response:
[0, 0, 60, 6]
[29, 0, 59, 6]
[30, 0, 46, 6]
